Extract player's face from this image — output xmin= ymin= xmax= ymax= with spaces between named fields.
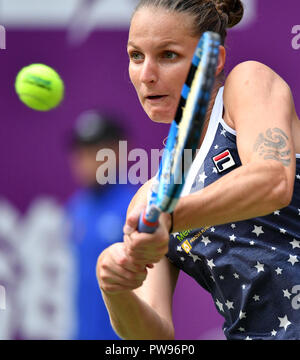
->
xmin=127 ymin=6 xmax=199 ymax=124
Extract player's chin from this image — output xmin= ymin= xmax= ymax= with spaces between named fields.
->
xmin=145 ymin=106 xmax=174 ymax=124
xmin=151 ymin=115 xmax=172 ymax=124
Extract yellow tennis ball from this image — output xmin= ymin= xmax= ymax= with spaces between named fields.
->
xmin=15 ymin=63 xmax=64 ymax=111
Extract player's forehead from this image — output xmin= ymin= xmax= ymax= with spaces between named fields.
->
xmin=128 ymin=6 xmax=195 ymax=49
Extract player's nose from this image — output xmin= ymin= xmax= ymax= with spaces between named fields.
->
xmin=139 ymin=57 xmax=159 ymax=85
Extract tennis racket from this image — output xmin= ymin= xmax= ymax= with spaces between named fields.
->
xmin=138 ymin=31 xmax=221 ymax=233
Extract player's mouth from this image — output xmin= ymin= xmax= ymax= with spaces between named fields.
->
xmin=145 ymin=95 xmax=168 ymax=103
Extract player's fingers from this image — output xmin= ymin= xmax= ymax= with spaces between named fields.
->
xmin=123 ymin=234 xmax=151 ymax=265
xmin=97 ymin=257 xmax=147 ymax=292
xmin=115 ymin=241 xmax=151 ymax=272
xmin=129 ymin=229 xmax=169 ymax=252
xmin=146 ymin=263 xmax=154 ymax=269
xmin=124 ymin=245 xmax=153 ymax=267
xmin=125 ymin=231 xmax=169 ymax=265
xmin=109 ymin=264 xmax=147 ymax=285
xmin=124 ymin=234 xmax=147 ymax=254
xmin=124 ymin=204 xmax=146 ymax=234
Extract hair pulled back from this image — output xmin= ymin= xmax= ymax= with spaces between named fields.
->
xmin=134 ymin=0 xmax=244 ymax=45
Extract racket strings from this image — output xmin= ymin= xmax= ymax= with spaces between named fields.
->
xmin=162 ymin=33 xmax=221 ymax=211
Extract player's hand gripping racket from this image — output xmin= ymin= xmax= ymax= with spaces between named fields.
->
xmin=138 ymin=32 xmax=221 ymax=233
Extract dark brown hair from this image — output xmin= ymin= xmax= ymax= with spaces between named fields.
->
xmin=133 ymin=0 xmax=244 ymax=45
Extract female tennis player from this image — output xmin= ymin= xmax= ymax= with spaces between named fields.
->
xmin=97 ymin=0 xmax=300 ymax=340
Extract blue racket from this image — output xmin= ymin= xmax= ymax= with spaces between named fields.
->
xmin=138 ymin=31 xmax=221 ymax=233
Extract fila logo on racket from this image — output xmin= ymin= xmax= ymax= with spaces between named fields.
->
xmin=292 ymin=25 xmax=300 ymax=50
xmin=0 ymin=25 xmax=6 ymax=50
xmin=212 ymin=149 xmax=236 ymax=173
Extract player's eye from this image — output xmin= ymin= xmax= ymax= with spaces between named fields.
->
xmin=163 ymin=51 xmax=178 ymax=60
xmin=129 ymin=51 xmax=144 ymax=61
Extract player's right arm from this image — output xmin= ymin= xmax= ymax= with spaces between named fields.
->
xmin=96 ymin=178 xmax=179 ymax=340
xmin=96 ymin=246 xmax=179 ymax=340
xmin=126 ymin=178 xmax=153 ymax=219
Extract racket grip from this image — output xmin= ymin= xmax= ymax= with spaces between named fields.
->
xmin=138 ymin=208 xmax=160 ymax=233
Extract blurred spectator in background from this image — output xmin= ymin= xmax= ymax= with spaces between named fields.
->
xmin=67 ymin=110 xmax=137 ymax=340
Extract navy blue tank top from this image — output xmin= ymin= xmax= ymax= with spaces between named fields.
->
xmin=167 ymin=87 xmax=300 ymax=340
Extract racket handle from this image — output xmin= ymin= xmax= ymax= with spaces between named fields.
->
xmin=138 ymin=208 xmax=160 ymax=233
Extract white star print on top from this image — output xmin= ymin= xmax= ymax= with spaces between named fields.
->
xmin=166 ymin=86 xmax=300 ymax=340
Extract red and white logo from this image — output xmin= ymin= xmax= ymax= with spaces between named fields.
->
xmin=213 ymin=150 xmax=236 ymax=173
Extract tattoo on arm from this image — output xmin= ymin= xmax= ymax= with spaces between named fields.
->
xmin=253 ymin=128 xmax=291 ymax=167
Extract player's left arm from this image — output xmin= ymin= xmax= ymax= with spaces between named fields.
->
xmin=225 ymin=60 xmax=297 ymax=197
xmin=172 ymin=61 xmax=298 ymax=232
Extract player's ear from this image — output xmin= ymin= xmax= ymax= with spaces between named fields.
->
xmin=216 ymin=45 xmax=226 ymax=76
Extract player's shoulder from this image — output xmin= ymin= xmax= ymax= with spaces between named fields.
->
xmin=227 ymin=60 xmax=275 ymax=76
xmin=224 ymin=61 xmax=290 ymax=93
xmin=223 ymin=60 xmax=293 ymax=110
